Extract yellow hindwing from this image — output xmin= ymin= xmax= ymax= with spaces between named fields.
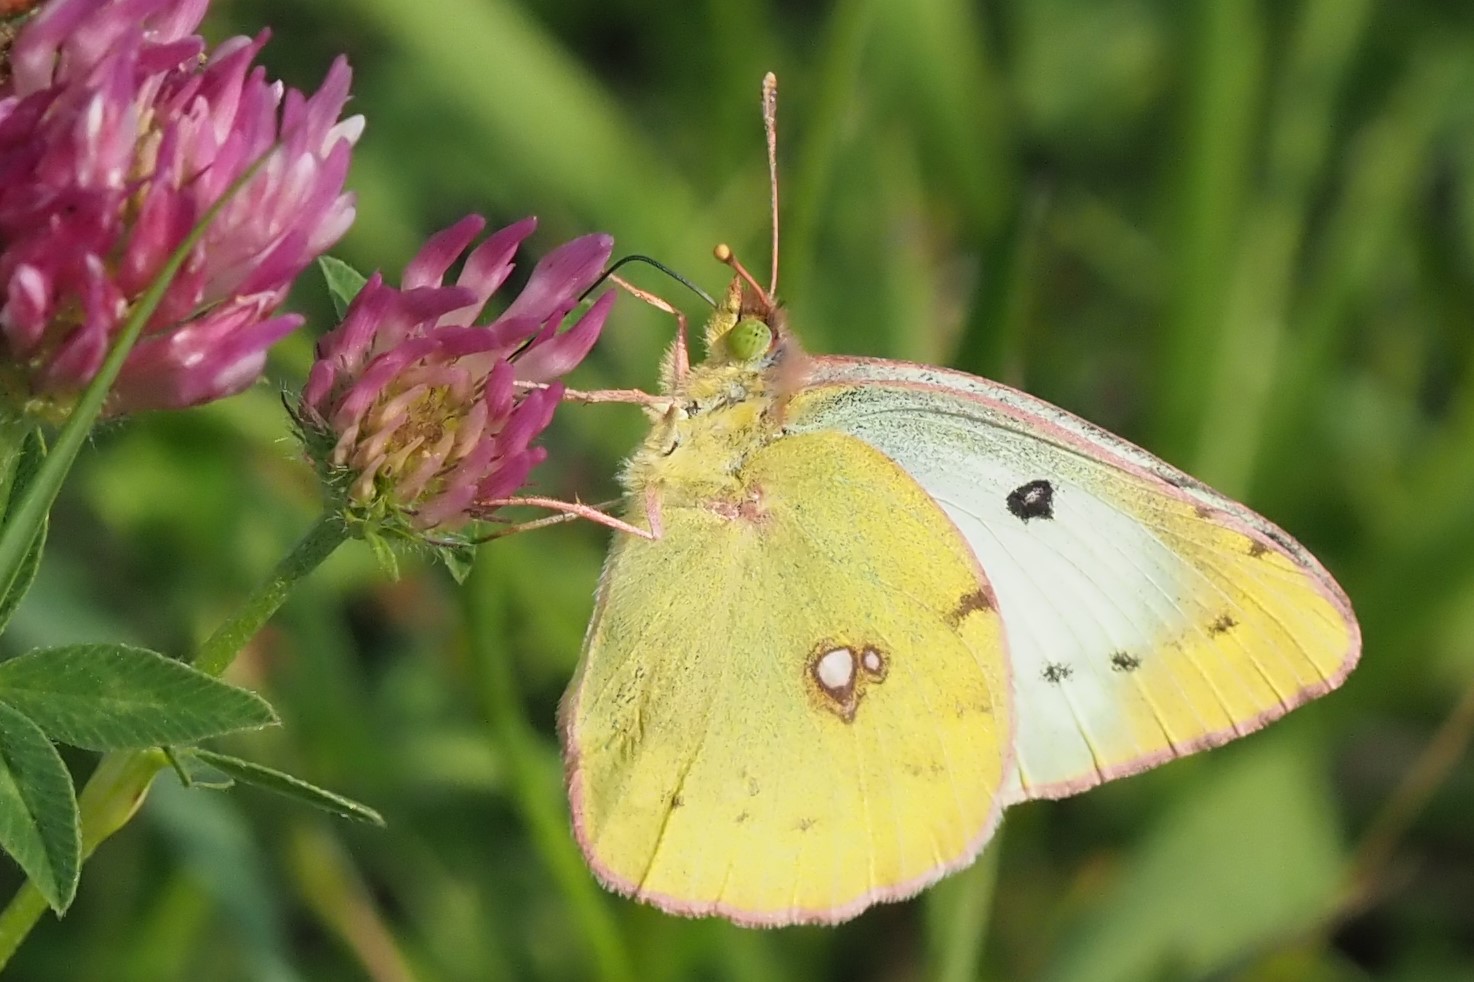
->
xmin=563 ymin=431 xmax=1012 ymax=926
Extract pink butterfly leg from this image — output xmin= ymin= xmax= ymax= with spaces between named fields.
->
xmin=470 ymin=496 xmax=658 ymax=541
xmin=608 ymin=272 xmax=690 ymax=384
xmin=515 ymin=380 xmax=673 ymax=411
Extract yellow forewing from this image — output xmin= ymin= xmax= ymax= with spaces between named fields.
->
xmin=563 ymin=431 xmax=1011 ymax=926
xmin=790 ymin=361 xmax=1359 ymax=801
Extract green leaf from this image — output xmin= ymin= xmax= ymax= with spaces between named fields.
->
xmin=436 ymin=541 xmax=477 ymax=584
xmin=0 ymin=518 xmax=45 ymax=639
xmin=0 ymin=645 xmax=278 ymax=751
xmin=318 ymin=255 xmax=369 ymax=318
xmin=189 ymin=749 xmax=386 ymax=826
xmin=0 ymin=428 xmax=45 ymax=515
xmin=0 ymin=701 xmax=80 ymax=913
xmin=0 ymin=432 xmax=48 ymax=636
xmin=364 ymin=531 xmax=400 ymax=579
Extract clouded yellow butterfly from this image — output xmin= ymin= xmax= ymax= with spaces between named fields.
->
xmin=560 ymin=74 xmax=1359 ymax=927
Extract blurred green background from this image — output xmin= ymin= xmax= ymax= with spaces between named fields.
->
xmin=6 ymin=0 xmax=1474 ymax=978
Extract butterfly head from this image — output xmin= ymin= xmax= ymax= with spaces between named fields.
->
xmin=624 ymin=259 xmax=806 ymax=503
xmin=703 ymin=279 xmax=768 ymax=360
xmin=701 ymin=244 xmax=797 ymax=373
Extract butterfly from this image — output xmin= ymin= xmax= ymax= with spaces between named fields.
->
xmin=558 ymin=75 xmax=1360 ymax=928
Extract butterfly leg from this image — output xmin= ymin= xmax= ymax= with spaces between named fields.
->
xmin=517 ymin=380 xmax=673 ymax=411
xmin=609 ymin=273 xmax=690 ymax=385
xmin=644 ymin=484 xmax=665 ymax=540
xmin=451 ymin=504 xmax=611 ymax=541
xmin=471 ymin=496 xmax=658 ymax=541
xmin=563 ymin=386 xmax=672 ymax=409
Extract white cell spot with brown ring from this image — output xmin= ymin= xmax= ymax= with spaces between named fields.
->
xmin=808 ymin=641 xmax=888 ymax=722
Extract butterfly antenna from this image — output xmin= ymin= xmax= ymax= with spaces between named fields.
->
xmin=713 ymin=243 xmax=772 ymax=308
xmin=762 ymin=72 xmax=780 ymax=299
xmin=579 ymin=254 xmax=716 ymax=308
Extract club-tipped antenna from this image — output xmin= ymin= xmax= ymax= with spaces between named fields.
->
xmin=762 ymin=72 xmax=780 ymax=299
xmin=579 ymin=254 xmax=716 ymax=308
xmin=713 ymin=243 xmax=772 ymax=309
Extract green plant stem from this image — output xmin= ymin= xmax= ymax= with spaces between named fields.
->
xmin=462 ymin=551 xmax=634 ymax=982
xmin=1232 ymin=671 xmax=1474 ymax=968
xmin=191 ymin=511 xmax=350 ymax=677
xmin=0 ymin=510 xmax=350 ymax=970
xmin=925 ymin=839 xmax=1001 ymax=982
xmin=1340 ymin=671 xmax=1474 ymax=916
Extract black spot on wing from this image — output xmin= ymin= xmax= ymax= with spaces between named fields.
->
xmin=1208 ymin=613 xmax=1238 ymax=636
xmin=1110 ymin=651 xmax=1141 ymax=672
xmin=1042 ymin=662 xmax=1073 ymax=683
xmin=1007 ymin=479 xmax=1055 ymax=521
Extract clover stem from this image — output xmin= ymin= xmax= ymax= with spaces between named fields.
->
xmin=191 ymin=511 xmax=350 ymax=677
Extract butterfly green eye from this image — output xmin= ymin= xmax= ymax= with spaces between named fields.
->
xmin=723 ymin=318 xmax=773 ymax=362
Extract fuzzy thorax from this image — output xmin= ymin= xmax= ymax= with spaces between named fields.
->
xmin=620 ymin=276 xmax=806 ymax=508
